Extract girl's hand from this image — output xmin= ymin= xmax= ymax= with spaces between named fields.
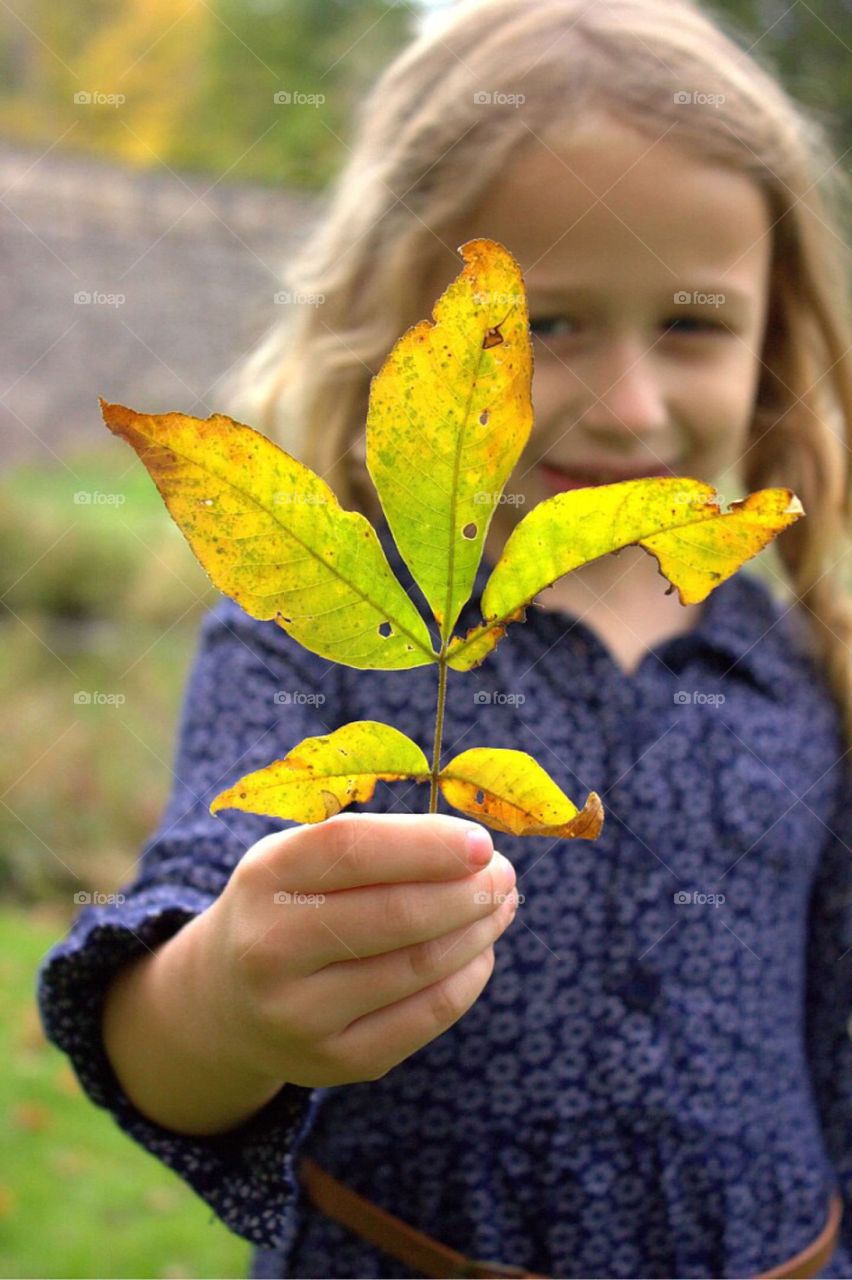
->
xmin=186 ymin=813 xmax=518 ymax=1089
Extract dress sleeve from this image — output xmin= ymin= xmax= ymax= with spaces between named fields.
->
xmin=36 ymin=597 xmax=343 ymax=1248
xmin=805 ymin=757 xmax=852 ymax=1253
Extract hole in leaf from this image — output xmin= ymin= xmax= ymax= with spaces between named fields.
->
xmin=462 ymin=522 xmax=477 ymax=539
xmin=479 ymin=410 xmax=489 ymax=426
xmin=475 ymin=789 xmax=484 ymax=805
xmin=378 ymin=621 xmax=392 ymax=638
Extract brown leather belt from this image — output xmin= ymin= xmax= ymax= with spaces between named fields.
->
xmin=298 ymin=1155 xmax=842 ymax=1279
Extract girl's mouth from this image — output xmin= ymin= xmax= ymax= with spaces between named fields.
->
xmin=537 ymin=460 xmax=679 ymax=493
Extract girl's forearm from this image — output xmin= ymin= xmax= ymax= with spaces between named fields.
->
xmin=100 ymin=917 xmax=285 ymax=1137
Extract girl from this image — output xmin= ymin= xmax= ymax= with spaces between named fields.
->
xmin=38 ymin=0 xmax=852 ymax=1276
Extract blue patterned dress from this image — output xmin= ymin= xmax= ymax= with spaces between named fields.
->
xmin=37 ymin=515 xmax=852 ymax=1278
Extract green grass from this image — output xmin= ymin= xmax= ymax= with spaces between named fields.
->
xmin=0 ymin=447 xmax=217 ymax=903
xmin=0 ymin=904 xmax=251 ymax=1278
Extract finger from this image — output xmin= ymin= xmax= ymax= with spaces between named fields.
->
xmin=297 ymin=887 xmax=519 ymax=1035
xmin=279 ymin=850 xmax=516 ymax=972
xmin=326 ymin=945 xmax=499 ymax=1080
xmin=244 ymin=812 xmax=497 ymax=892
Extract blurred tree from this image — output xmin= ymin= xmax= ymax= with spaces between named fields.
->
xmin=177 ymin=0 xmax=415 ymax=187
xmin=63 ymin=0 xmax=207 ymax=168
xmin=0 ymin=0 xmax=415 ymax=188
xmin=0 ymin=0 xmax=846 ymax=189
xmin=709 ymin=0 xmax=851 ymax=145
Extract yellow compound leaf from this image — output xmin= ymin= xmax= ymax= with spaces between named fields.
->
xmin=365 ymin=238 xmax=533 ymax=642
xmin=440 ymin=747 xmax=604 ymax=839
xmin=100 ymin=400 xmax=438 ymax=670
xmin=98 ymin=238 xmax=807 ymax=845
xmin=210 ymin=721 xmax=431 ymax=822
xmin=447 ymin=478 xmax=804 ymax=671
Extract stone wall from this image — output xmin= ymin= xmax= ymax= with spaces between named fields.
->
xmin=0 ymin=141 xmax=319 ymax=462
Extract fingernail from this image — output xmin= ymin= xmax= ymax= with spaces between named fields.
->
xmin=466 ymin=826 xmax=493 ymax=867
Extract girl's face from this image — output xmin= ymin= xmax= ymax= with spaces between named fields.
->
xmin=422 ymin=113 xmax=773 ymax=546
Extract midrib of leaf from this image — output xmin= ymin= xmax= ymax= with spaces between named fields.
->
xmin=430 ymin=338 xmax=490 ymax=811
xmin=246 ymin=766 xmax=433 ymax=795
xmin=440 ymin=771 xmax=540 ymax=822
xmin=138 ymin=434 xmax=440 ymax=663
xmin=438 ymin=341 xmax=489 ymax=647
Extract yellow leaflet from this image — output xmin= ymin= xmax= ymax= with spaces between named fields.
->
xmin=447 ymin=478 xmax=804 ymax=671
xmin=100 ymin=400 xmax=438 ymax=670
xmin=210 ymin=721 xmax=430 ymax=822
xmin=365 ymin=238 xmax=533 ymax=642
xmin=440 ymin=747 xmax=604 ymax=839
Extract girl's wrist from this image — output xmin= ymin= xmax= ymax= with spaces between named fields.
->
xmin=102 ymin=907 xmax=286 ymax=1136
xmin=156 ymin=905 xmax=286 ymax=1094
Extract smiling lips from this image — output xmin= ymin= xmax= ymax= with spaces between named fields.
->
xmin=537 ymin=460 xmax=679 ymax=492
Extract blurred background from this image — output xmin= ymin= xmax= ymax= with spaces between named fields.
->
xmin=0 ymin=1 xmax=848 ymax=1276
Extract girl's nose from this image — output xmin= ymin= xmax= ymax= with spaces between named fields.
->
xmin=579 ymin=336 xmax=669 ymax=438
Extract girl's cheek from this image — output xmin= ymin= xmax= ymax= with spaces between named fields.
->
xmin=529 ymin=369 xmax=578 ymax=422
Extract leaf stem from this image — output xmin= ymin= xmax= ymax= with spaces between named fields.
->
xmin=429 ymin=646 xmax=448 ymax=813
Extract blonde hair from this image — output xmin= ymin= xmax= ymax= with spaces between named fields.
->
xmin=221 ymin=0 xmax=852 ymax=746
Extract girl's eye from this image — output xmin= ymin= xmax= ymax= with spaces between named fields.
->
xmin=663 ymin=316 xmax=726 ymax=335
xmin=529 ymin=315 xmax=729 ymax=341
xmin=529 ymin=316 xmax=579 ymax=339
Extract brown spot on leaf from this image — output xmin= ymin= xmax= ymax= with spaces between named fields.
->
xmin=321 ymin=790 xmax=342 ymax=818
